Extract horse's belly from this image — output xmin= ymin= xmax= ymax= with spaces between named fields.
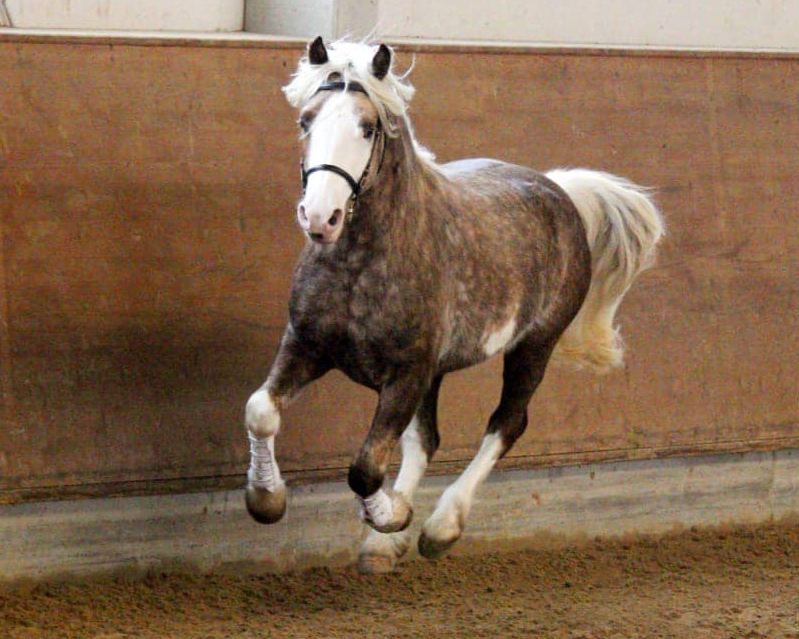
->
xmin=437 ymin=308 xmax=537 ymax=373
xmin=436 ymin=326 xmax=498 ymax=373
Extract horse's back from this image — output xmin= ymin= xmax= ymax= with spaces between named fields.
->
xmin=440 ymin=157 xmax=507 ymax=176
xmin=439 ymin=157 xmax=586 ymax=255
xmin=440 ymin=158 xmax=576 ymax=219
xmin=441 ymin=157 xmax=541 ymax=180
xmin=432 ymin=157 xmax=592 ymax=369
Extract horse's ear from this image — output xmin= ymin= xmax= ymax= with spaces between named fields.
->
xmin=371 ymin=44 xmax=391 ymax=80
xmin=308 ymin=36 xmax=329 ymax=65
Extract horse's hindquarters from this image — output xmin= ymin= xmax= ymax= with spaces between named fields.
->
xmin=547 ymin=169 xmax=664 ymax=372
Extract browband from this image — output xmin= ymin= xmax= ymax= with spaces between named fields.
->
xmin=315 ymin=81 xmax=369 ymax=96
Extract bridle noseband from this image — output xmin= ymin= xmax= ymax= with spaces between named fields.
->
xmin=300 ymin=81 xmax=384 ymax=216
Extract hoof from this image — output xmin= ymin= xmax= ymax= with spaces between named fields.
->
xmin=361 ymin=490 xmax=413 ymax=534
xmin=245 ymin=483 xmax=286 ymax=524
xmin=418 ymin=503 xmax=465 ymax=559
xmin=357 ymin=552 xmax=397 ymax=574
xmin=417 ymin=530 xmax=461 ymax=559
xmin=358 ymin=530 xmax=411 ymax=574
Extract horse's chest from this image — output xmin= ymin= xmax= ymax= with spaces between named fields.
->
xmin=289 ymin=263 xmax=423 ymax=379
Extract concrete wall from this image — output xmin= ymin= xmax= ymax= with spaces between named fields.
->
xmin=244 ymin=0 xmax=375 ymax=41
xmin=1 ymin=35 xmax=798 ymax=503
xmin=3 ymin=450 xmax=798 ymax=581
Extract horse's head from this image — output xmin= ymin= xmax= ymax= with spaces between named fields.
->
xmin=283 ymin=38 xmax=413 ymax=244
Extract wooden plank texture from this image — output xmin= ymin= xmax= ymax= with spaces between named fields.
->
xmin=0 ymin=39 xmax=797 ymax=499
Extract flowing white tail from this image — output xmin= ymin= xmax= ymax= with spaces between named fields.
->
xmin=547 ymin=168 xmax=665 ymax=372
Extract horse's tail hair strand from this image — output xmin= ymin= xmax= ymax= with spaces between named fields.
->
xmin=546 ymin=168 xmax=665 ymax=373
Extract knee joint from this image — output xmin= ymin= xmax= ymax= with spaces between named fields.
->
xmin=245 ymin=389 xmax=280 ymax=438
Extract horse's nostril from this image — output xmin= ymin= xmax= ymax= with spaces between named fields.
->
xmin=297 ymin=204 xmax=308 ymax=222
xmin=328 ymin=209 xmax=343 ymax=227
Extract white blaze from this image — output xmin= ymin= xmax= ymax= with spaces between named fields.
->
xmin=301 ymin=92 xmax=373 ymax=221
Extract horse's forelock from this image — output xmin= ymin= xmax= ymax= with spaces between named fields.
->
xmin=282 ymin=40 xmax=415 ymax=137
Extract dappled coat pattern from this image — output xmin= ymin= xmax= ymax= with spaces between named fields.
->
xmin=244 ymin=38 xmax=664 ymax=573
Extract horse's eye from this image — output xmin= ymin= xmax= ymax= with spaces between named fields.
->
xmin=362 ymin=123 xmax=375 ymax=140
xmin=299 ymin=114 xmax=313 ymax=134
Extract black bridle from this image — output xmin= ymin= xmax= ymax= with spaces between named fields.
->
xmin=300 ymin=81 xmax=384 ymax=216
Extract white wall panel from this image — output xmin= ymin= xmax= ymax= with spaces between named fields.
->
xmin=245 ymin=0 xmax=337 ymax=38
xmin=4 ymin=0 xmax=244 ymax=31
xmin=243 ymin=0 xmax=799 ymax=52
xmin=377 ymin=0 xmax=799 ymax=50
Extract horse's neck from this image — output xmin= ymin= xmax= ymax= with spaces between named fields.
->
xmin=356 ymin=125 xmax=439 ymax=237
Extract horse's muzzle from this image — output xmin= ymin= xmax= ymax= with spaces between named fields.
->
xmin=297 ymin=202 xmax=345 ymax=244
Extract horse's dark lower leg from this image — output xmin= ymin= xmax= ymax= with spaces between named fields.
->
xmin=244 ymin=327 xmax=330 ymax=524
xmin=348 ymin=371 xmax=432 ymax=534
xmin=418 ymin=340 xmax=553 ymax=558
xmin=358 ymin=376 xmax=443 ymax=572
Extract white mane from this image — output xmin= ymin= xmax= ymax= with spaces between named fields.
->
xmin=283 ymin=40 xmax=416 ymax=137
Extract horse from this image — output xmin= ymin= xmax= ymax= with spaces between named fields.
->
xmin=244 ymin=37 xmax=664 ymax=573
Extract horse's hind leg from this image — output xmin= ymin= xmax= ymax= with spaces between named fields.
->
xmin=358 ymin=376 xmax=442 ymax=573
xmin=418 ymin=338 xmax=553 ymax=559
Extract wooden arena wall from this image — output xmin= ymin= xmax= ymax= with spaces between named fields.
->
xmin=1 ymin=36 xmax=797 ymax=502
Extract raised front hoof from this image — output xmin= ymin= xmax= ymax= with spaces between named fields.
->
xmin=361 ymin=490 xmax=413 ymax=534
xmin=417 ymin=530 xmax=461 ymax=560
xmin=245 ymin=483 xmax=286 ymax=524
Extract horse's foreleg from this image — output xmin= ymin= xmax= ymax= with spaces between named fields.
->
xmin=348 ymin=372 xmax=430 ymax=535
xmin=358 ymin=376 xmax=442 ymax=573
xmin=245 ymin=328 xmax=329 ymax=524
xmin=418 ymin=340 xmax=553 ymax=559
